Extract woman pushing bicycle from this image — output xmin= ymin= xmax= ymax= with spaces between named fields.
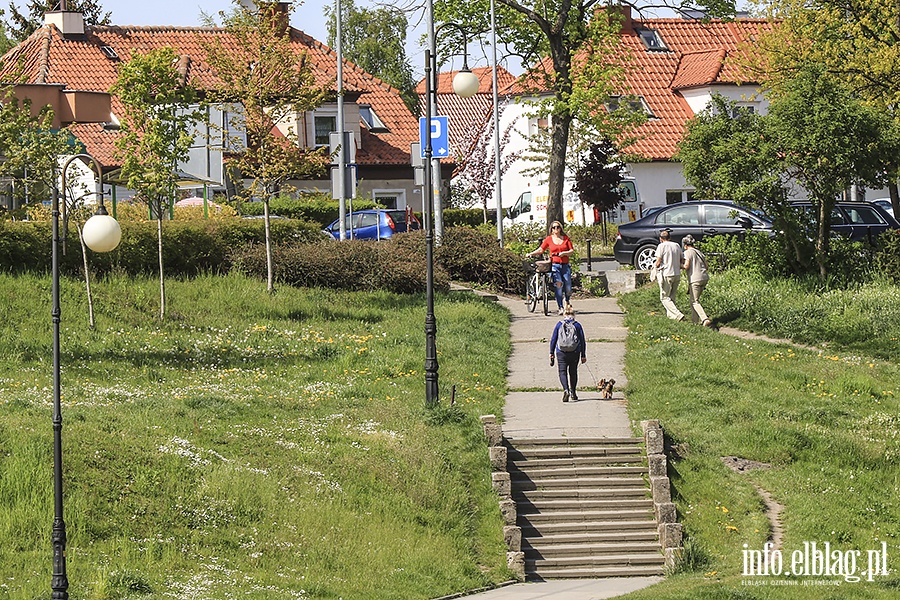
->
xmin=527 ymin=220 xmax=574 ymax=315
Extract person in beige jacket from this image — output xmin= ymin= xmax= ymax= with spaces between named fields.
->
xmin=681 ymin=235 xmax=712 ymax=327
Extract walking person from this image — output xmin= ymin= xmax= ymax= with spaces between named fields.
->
xmin=527 ymin=221 xmax=574 ymax=315
xmin=681 ymin=235 xmax=713 ymax=327
xmin=654 ymin=229 xmax=685 ymax=321
xmin=549 ymin=304 xmax=586 ymax=402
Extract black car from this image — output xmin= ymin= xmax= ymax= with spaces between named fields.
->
xmin=790 ymin=201 xmax=899 ymax=242
xmin=613 ymin=201 xmax=774 ymax=270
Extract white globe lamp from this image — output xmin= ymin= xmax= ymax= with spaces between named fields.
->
xmin=82 ymin=209 xmax=122 ymax=252
xmin=452 ymin=68 xmax=480 ymax=99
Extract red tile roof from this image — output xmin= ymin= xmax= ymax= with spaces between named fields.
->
xmin=502 ymin=16 xmax=775 ymax=161
xmin=0 ymin=23 xmax=419 ymax=168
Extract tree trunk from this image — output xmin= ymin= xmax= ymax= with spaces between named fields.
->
xmin=547 ymin=112 xmax=571 ymax=231
xmin=77 ymin=224 xmax=96 ymax=330
xmin=264 ymin=196 xmax=275 ymax=294
xmin=157 ymin=216 xmax=166 ymax=320
xmin=815 ymin=199 xmax=832 ymax=280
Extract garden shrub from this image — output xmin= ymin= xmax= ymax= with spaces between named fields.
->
xmin=443 ymin=208 xmax=497 ymax=228
xmin=874 ymin=228 xmax=900 ymax=285
xmin=236 ymin=195 xmax=379 ymax=227
xmin=393 ymin=226 xmax=528 ymax=294
xmin=699 ymin=231 xmax=789 ymax=277
xmin=230 ymin=238 xmax=449 ymax=294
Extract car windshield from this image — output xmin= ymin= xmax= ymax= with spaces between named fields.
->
xmin=842 ymin=205 xmax=886 ymax=224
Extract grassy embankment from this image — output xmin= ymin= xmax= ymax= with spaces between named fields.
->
xmin=0 ymin=272 xmax=513 ymax=599
xmin=619 ymin=273 xmax=900 ymax=599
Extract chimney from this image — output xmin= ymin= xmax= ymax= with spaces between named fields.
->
xmin=45 ymin=9 xmax=85 ymax=37
xmin=611 ymin=5 xmax=633 ymax=33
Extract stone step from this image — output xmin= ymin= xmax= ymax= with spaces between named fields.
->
xmin=513 ymin=486 xmax=650 ymax=501
xmin=528 ymin=553 xmax=666 ymax=569
xmin=511 ymin=465 xmax=648 ymax=480
xmin=526 ymin=565 xmax=666 ymax=580
xmin=524 ymin=531 xmax=659 ymax=548
xmin=520 ymin=508 xmax=655 ymax=524
xmin=506 ymin=437 xmax=643 ymax=447
xmin=521 ymin=519 xmax=659 ymax=537
xmin=517 ymin=497 xmax=654 ymax=513
xmin=512 ymin=476 xmax=647 ymax=491
xmin=524 ymin=540 xmax=662 ymax=557
xmin=508 ymin=455 xmax=645 ymax=469
xmin=508 ymin=446 xmax=643 ymax=461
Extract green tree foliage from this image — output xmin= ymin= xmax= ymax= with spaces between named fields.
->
xmin=203 ymin=0 xmax=328 ymax=293
xmin=324 ymin=0 xmax=418 ymax=113
xmin=4 ymin=0 xmax=110 ymax=42
xmin=752 ymin=0 xmax=900 ymax=215
xmin=678 ymin=69 xmax=900 ymax=278
xmin=110 ymin=46 xmax=204 ymax=318
xmin=434 ymin=0 xmax=733 ymax=230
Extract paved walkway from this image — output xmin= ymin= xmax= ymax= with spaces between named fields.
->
xmin=456 ymin=290 xmax=664 ymax=600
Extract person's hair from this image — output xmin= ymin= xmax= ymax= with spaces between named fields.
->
xmin=682 ymin=234 xmax=695 ymax=247
xmin=564 ymin=303 xmax=575 ymax=316
xmin=659 ymin=229 xmax=670 ymax=241
xmin=549 ymin=221 xmax=564 ymax=234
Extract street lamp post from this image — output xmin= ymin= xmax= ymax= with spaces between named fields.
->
xmin=51 ymin=154 xmax=121 ymax=599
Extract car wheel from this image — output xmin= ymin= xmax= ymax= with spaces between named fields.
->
xmin=634 ymin=244 xmax=657 ymax=271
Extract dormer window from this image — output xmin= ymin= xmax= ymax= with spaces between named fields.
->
xmin=100 ymin=46 xmax=119 ymax=60
xmin=360 ymin=105 xmax=387 ymax=132
xmin=606 ymin=95 xmax=655 ymax=118
xmin=635 ymin=28 xmax=668 ymax=51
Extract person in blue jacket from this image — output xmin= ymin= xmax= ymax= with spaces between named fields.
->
xmin=549 ymin=304 xmax=587 ymax=402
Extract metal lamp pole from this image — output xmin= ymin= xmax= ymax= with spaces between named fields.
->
xmin=423 ymin=49 xmax=439 ymax=408
xmin=491 ymin=0 xmax=504 ymax=247
xmin=51 ymin=154 xmax=121 ymax=598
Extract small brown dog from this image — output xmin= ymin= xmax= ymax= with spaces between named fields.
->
xmin=597 ymin=378 xmax=615 ymax=399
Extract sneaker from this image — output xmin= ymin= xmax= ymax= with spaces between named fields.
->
xmin=562 ymin=390 xmax=569 ymax=403
xmin=558 ymin=307 xmax=565 ymax=315
xmin=571 ymin=393 xmax=579 ymax=402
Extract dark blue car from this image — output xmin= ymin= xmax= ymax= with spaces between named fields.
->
xmin=325 ymin=209 xmax=421 ymax=240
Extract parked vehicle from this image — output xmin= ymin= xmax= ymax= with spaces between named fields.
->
xmin=790 ymin=201 xmax=899 ymax=242
xmin=613 ymin=201 xmax=774 ymax=270
xmin=503 ymin=178 xmax=641 ymax=229
xmin=324 ymin=208 xmax=420 ymax=240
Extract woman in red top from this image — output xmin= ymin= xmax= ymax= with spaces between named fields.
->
xmin=527 ymin=220 xmax=575 ymax=315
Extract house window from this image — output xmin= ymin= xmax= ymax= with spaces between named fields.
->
xmin=731 ymin=103 xmax=757 ymax=118
xmin=635 ymin=28 xmax=668 ymax=51
xmin=606 ymin=95 xmax=655 ymax=118
xmin=314 ymin=115 xmax=336 ymax=146
xmin=360 ymin=105 xmax=387 ymax=132
xmin=374 ymin=190 xmax=405 ymax=209
xmin=528 ymin=116 xmax=549 ymax=135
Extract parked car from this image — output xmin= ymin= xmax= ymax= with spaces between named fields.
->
xmin=790 ymin=201 xmax=899 ymax=242
xmin=870 ymin=198 xmax=895 ymax=218
xmin=325 ymin=208 xmax=420 ymax=240
xmin=613 ymin=201 xmax=774 ymax=270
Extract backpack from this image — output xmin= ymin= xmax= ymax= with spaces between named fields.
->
xmin=557 ymin=320 xmax=579 ymax=352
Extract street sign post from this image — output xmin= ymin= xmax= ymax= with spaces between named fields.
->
xmin=419 ymin=116 xmax=449 ymax=158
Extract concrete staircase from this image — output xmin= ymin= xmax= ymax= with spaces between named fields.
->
xmin=506 ymin=436 xmax=666 ymax=580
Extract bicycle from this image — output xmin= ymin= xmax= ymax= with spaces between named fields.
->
xmin=524 ymin=258 xmax=552 ymax=315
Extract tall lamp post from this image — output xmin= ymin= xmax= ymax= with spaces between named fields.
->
xmin=51 ymin=154 xmax=121 ymax=598
xmin=422 ymin=48 xmax=479 ymax=407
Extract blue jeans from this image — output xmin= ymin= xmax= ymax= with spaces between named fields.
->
xmin=556 ymin=350 xmax=580 ymax=393
xmin=551 ymin=263 xmax=572 ymax=309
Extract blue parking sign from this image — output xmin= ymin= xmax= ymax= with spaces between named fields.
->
xmin=419 ymin=116 xmax=449 ymax=158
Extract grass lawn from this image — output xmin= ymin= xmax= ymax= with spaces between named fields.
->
xmin=0 ymin=272 xmax=513 ymax=599
xmin=618 ymin=279 xmax=900 ymax=599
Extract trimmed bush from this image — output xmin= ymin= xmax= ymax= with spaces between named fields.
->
xmin=443 ymin=208 xmax=497 ymax=228
xmin=230 ymin=238 xmax=449 ymax=294
xmin=236 ymin=195 xmax=379 ymax=227
xmin=0 ymin=219 xmax=324 ymax=277
xmin=874 ymin=229 xmax=900 ymax=285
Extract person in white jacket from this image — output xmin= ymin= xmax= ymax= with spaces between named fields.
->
xmin=653 ymin=229 xmax=684 ymax=321
xmin=681 ymin=235 xmax=713 ymax=327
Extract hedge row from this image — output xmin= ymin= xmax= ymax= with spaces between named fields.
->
xmin=0 ymin=219 xmax=324 ymax=277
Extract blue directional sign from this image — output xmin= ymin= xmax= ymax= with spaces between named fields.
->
xmin=419 ymin=116 xmax=449 ymax=158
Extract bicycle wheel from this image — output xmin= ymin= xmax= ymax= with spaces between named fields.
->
xmin=541 ymin=274 xmax=550 ymax=315
xmin=526 ymin=274 xmax=538 ymax=312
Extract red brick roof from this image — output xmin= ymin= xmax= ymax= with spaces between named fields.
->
xmin=503 ymin=17 xmax=775 ymax=161
xmin=0 ymin=23 xmax=418 ymax=168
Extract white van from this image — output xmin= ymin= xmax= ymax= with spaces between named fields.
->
xmin=503 ymin=179 xmax=641 ymax=228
